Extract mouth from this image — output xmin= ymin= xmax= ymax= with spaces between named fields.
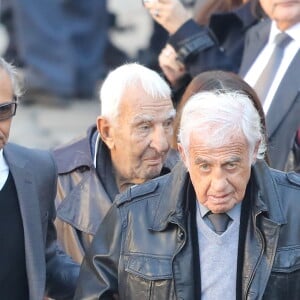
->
xmin=145 ymin=157 xmax=163 ymax=166
xmin=275 ymin=1 xmax=299 ymax=6
xmin=208 ymin=193 xmax=232 ymax=203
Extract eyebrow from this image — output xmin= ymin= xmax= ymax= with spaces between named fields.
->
xmin=224 ymin=157 xmax=241 ymax=164
xmin=194 ymin=156 xmax=241 ymax=165
xmin=194 ymin=157 xmax=209 ymax=165
xmin=133 ymin=109 xmax=176 ymax=124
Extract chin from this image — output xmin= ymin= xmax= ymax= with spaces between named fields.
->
xmin=145 ymin=167 xmax=162 ymax=179
xmin=211 ymin=202 xmax=236 ymax=213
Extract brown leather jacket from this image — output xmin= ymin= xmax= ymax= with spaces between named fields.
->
xmin=52 ymin=126 xmax=179 ymax=263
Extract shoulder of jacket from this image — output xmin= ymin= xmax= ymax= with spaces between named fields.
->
xmin=115 ymin=174 xmax=170 ymax=207
xmin=286 ymin=171 xmax=300 ymax=187
xmin=52 ymin=133 xmax=93 ymax=174
xmin=271 ymin=168 xmax=300 ymax=188
xmin=53 ymin=135 xmax=87 ymax=157
xmin=247 ymin=17 xmax=270 ymax=36
xmin=6 ymin=142 xmax=51 ymax=162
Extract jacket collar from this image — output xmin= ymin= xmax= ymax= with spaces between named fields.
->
xmin=149 ymin=159 xmax=286 ymax=232
xmin=239 ymin=19 xmax=271 ymax=77
xmin=53 ymin=125 xmax=96 ymax=174
xmin=266 ymin=50 xmax=300 ymax=137
xmin=234 ymin=2 xmax=258 ymax=29
xmin=149 ymin=162 xmax=190 ymax=231
xmin=251 ymin=160 xmax=286 ymax=225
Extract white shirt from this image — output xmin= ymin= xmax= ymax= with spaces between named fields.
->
xmin=0 ymin=149 xmax=9 ymax=190
xmin=244 ymin=22 xmax=300 ymax=114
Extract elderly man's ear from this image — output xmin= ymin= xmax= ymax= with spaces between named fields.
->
xmin=251 ymin=140 xmax=261 ymax=165
xmin=177 ymin=143 xmax=188 ymax=167
xmin=97 ymin=116 xmax=115 ymax=150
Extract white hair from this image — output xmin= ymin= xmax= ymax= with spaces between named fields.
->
xmin=99 ymin=62 xmax=171 ymax=121
xmin=178 ymin=90 xmax=266 ymax=160
xmin=0 ymin=57 xmax=23 ymax=98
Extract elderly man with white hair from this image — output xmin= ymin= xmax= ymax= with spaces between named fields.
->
xmin=75 ymin=89 xmax=300 ymax=300
xmin=53 ymin=63 xmax=178 ymax=264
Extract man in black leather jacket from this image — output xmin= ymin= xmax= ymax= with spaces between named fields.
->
xmin=75 ymin=89 xmax=300 ymax=299
xmin=52 ymin=63 xmax=179 ymax=263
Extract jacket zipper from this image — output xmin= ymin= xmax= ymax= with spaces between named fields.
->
xmin=244 ymin=212 xmax=265 ymax=299
xmin=171 ymin=223 xmax=186 ymax=300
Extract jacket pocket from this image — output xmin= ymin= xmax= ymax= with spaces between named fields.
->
xmin=272 ymin=245 xmax=300 ymax=273
xmin=124 ymin=254 xmax=174 ymax=300
xmin=264 ymin=246 xmax=300 ymax=299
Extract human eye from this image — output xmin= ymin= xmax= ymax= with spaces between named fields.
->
xmin=163 ymin=118 xmax=174 ymax=129
xmin=199 ymin=163 xmax=210 ymax=172
xmin=225 ymin=162 xmax=238 ymax=170
xmin=137 ymin=122 xmax=151 ymax=133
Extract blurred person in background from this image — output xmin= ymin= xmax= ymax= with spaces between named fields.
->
xmin=143 ymin=0 xmax=261 ymax=104
xmin=145 ymin=0 xmax=300 ymax=172
xmin=2 ymin=0 xmax=128 ymax=106
xmin=138 ymin=0 xmax=195 ymax=71
xmin=239 ymin=0 xmax=300 ymax=171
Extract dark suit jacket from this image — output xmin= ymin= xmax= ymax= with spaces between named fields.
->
xmin=3 ymin=143 xmax=79 ymax=300
xmin=239 ymin=19 xmax=300 ymax=171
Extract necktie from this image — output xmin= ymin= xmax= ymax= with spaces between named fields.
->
xmin=207 ymin=212 xmax=231 ymax=235
xmin=254 ymin=32 xmax=292 ymax=104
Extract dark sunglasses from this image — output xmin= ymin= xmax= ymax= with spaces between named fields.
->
xmin=0 ymin=96 xmax=18 ymax=121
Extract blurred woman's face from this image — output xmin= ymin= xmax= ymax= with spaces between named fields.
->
xmin=259 ymin=0 xmax=300 ymax=31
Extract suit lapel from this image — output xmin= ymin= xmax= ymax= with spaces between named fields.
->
xmin=239 ymin=20 xmax=271 ymax=77
xmin=4 ymin=146 xmax=45 ymax=300
xmin=266 ymin=50 xmax=300 ymax=137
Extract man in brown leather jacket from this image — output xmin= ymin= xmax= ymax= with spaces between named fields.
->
xmin=52 ymin=63 xmax=178 ymax=263
xmin=75 ymin=90 xmax=300 ymax=299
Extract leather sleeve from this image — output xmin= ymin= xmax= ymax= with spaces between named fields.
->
xmin=168 ymin=19 xmax=241 ymax=77
xmin=44 ymin=152 xmax=80 ymax=300
xmin=74 ymin=203 xmax=122 ymax=299
xmin=168 ymin=19 xmax=216 ymax=64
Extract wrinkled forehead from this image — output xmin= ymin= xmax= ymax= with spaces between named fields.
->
xmin=119 ymin=87 xmax=174 ymax=118
xmin=189 ymin=125 xmax=248 ymax=149
xmin=130 ymin=105 xmax=176 ymax=124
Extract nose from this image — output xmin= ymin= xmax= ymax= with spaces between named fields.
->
xmin=210 ymin=170 xmax=228 ymax=192
xmin=150 ymin=125 xmax=170 ymax=153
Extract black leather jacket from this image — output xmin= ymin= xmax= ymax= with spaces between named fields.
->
xmin=52 ymin=126 xmax=179 ymax=263
xmin=75 ymin=160 xmax=300 ymax=300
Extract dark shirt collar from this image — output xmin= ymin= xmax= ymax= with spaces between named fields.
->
xmin=198 ymin=201 xmax=241 ymax=222
xmin=92 ymin=131 xmax=119 ymax=200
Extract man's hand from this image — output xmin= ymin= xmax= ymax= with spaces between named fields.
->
xmin=158 ymin=44 xmax=186 ymax=86
xmin=143 ymin=0 xmax=191 ymax=34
